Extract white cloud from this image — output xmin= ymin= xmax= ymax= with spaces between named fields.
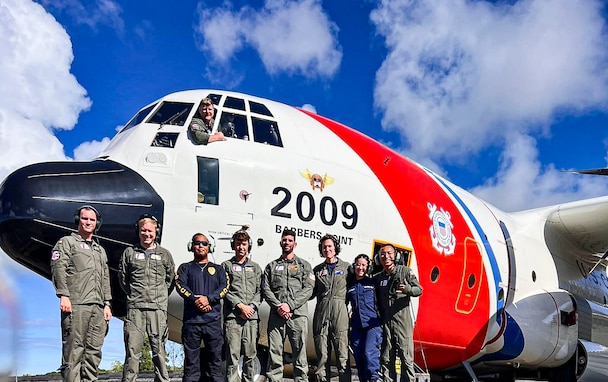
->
xmin=470 ymin=132 xmax=608 ymax=211
xmin=0 ymin=0 xmax=94 ymax=282
xmin=0 ymin=0 xmax=92 ymax=181
xmin=370 ymin=0 xmax=608 ymax=210
xmin=72 ymin=137 xmax=112 ymax=161
xmin=301 ymin=103 xmax=317 ymax=113
xmin=195 ymin=0 xmax=342 ymax=82
xmin=39 ymin=0 xmax=124 ymax=32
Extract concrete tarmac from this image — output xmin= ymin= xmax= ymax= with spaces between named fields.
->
xmin=9 ymin=353 xmax=608 ymax=382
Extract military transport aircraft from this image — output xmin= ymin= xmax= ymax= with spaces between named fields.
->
xmin=0 ymin=89 xmax=607 ymax=382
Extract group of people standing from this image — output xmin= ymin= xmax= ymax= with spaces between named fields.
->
xmin=50 ymin=205 xmax=423 ymax=382
xmin=308 ymin=234 xmax=424 ymax=382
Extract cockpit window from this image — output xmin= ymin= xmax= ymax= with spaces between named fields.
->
xmin=151 ymin=132 xmax=179 ymax=148
xmin=223 ymin=97 xmax=246 ymax=111
xmin=249 ymin=101 xmax=273 ymax=117
xmin=218 ymin=112 xmax=249 ymax=140
xmin=207 ymin=94 xmax=222 ymax=105
xmin=197 ymin=157 xmax=219 ymax=205
xmin=252 ymin=117 xmax=282 ymax=147
xmin=120 ymin=102 xmax=158 ymax=133
xmin=147 ymin=101 xmax=194 ymax=126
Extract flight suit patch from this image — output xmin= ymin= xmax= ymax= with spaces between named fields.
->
xmin=51 ymin=251 xmax=60 ymax=261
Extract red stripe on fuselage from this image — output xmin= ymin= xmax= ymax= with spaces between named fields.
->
xmin=302 ymin=110 xmax=490 ymax=369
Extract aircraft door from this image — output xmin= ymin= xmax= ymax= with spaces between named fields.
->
xmin=499 ymin=221 xmax=516 ymax=307
xmin=216 ymin=157 xmax=256 ymax=222
xmin=455 ymin=237 xmax=485 ymax=313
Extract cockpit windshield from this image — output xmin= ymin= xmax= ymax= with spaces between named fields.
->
xmin=117 ymin=92 xmax=284 ymax=149
xmin=120 ymin=102 xmax=158 ymax=133
xmin=147 ymin=101 xmax=194 ymax=126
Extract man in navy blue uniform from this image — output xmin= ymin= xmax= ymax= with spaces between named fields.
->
xmin=176 ymin=232 xmax=229 ymax=382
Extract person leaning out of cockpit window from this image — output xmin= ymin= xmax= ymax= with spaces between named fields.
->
xmin=189 ymin=98 xmax=226 ymax=145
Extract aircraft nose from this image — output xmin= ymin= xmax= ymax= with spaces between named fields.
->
xmin=0 ymin=160 xmax=164 ymax=280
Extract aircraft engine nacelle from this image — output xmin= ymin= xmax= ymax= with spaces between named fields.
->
xmin=482 ymin=289 xmax=578 ymax=370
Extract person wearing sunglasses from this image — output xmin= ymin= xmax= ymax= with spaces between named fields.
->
xmin=175 ymin=233 xmax=229 ymax=382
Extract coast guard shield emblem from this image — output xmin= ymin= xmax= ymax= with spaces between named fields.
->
xmin=428 ymin=202 xmax=456 ymax=255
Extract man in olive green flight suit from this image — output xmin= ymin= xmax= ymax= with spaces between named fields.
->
xmin=312 ymin=234 xmax=351 ymax=382
xmin=119 ymin=215 xmax=175 ymax=382
xmin=263 ymin=229 xmax=315 ymax=382
xmin=222 ymin=230 xmax=263 ymax=382
xmin=375 ymin=244 xmax=423 ymax=382
xmin=51 ymin=205 xmax=112 ymax=382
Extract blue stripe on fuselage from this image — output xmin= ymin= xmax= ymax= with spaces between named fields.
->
xmin=428 ymin=171 xmax=504 ymax=312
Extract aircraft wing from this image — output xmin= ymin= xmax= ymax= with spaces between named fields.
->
xmin=564 ymin=167 xmax=608 ymax=176
xmin=541 ymin=195 xmax=608 ymax=265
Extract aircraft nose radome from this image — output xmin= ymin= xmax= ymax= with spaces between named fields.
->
xmin=0 ymin=160 xmax=164 ymax=285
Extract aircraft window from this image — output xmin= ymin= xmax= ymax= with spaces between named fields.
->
xmin=147 ymin=101 xmax=194 ymax=126
xmin=369 ymin=241 xmax=412 ymax=274
xmin=121 ymin=102 xmax=158 ymax=133
xmin=207 ymin=94 xmax=222 ymax=105
xmin=467 ymin=274 xmax=476 ymax=288
xmin=223 ymin=97 xmax=246 ymax=111
xmin=218 ymin=112 xmax=249 ymax=140
xmin=252 ymin=117 xmax=282 ymax=147
xmin=197 ymin=156 xmax=219 ymax=205
xmin=430 ymin=267 xmax=439 ymax=282
xmin=249 ymin=101 xmax=273 ymax=117
xmin=151 ymin=132 xmax=179 ymax=148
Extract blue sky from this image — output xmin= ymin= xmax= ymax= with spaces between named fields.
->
xmin=1 ymin=0 xmax=608 ymax=376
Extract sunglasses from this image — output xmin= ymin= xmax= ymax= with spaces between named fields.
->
xmin=192 ymin=240 xmax=209 ymax=247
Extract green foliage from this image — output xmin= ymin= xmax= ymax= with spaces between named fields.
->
xmin=110 ymin=360 xmax=124 ymax=373
xmin=140 ymin=336 xmax=154 ymax=372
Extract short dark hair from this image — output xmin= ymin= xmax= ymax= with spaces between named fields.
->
xmin=281 ymin=229 xmax=296 ymax=239
xmin=379 ymin=243 xmax=396 ymax=253
xmin=192 ymin=232 xmax=208 ymax=242
xmin=233 ymin=230 xmax=250 ymax=243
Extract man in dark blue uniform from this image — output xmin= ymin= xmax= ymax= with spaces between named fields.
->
xmin=175 ymin=232 xmax=229 ymax=382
